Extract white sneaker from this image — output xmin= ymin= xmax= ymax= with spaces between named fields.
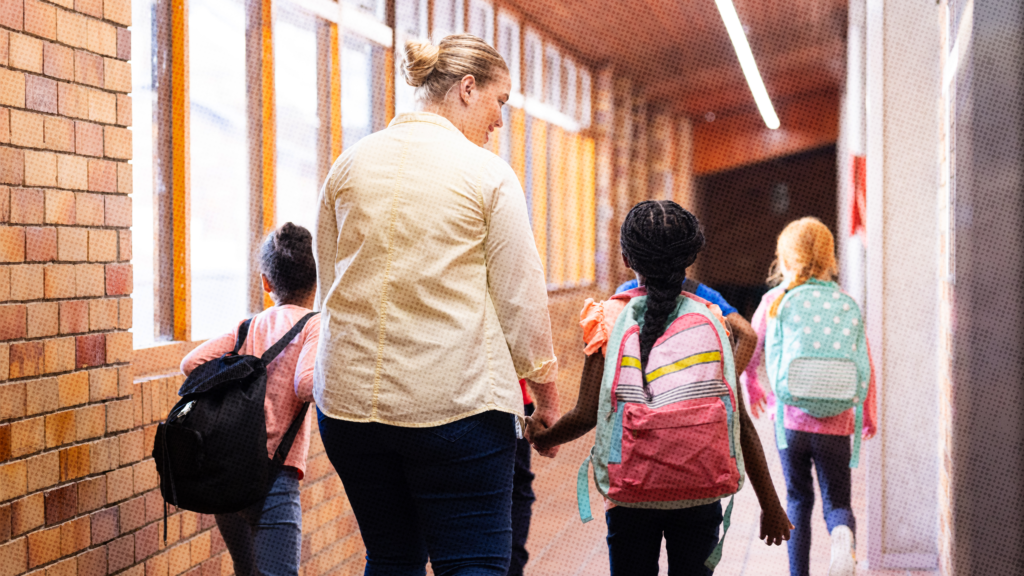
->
xmin=829 ymin=525 xmax=856 ymax=576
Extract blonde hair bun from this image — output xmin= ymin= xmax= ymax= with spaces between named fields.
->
xmin=403 ymin=40 xmax=441 ymax=87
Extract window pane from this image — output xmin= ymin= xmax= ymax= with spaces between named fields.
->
xmin=563 ymin=57 xmax=577 ymax=119
xmin=544 ymin=45 xmax=560 ymax=109
xmin=395 ymin=0 xmax=425 ymax=38
xmin=344 ymin=0 xmax=384 ymax=21
xmin=432 ymin=0 xmax=463 ymax=40
xmin=275 ymin=4 xmax=320 ymax=233
xmin=343 ymin=35 xmax=376 ymax=149
xmin=467 ymin=0 xmax=493 ymax=45
xmin=130 ymin=0 xmax=156 ymax=347
xmin=579 ymin=67 xmax=592 ymax=127
xmin=524 ymin=30 xmax=542 ymax=100
xmin=497 ymin=12 xmax=520 ymax=93
xmin=190 ymin=0 xmax=248 ymax=339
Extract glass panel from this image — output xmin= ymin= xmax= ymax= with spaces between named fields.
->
xmin=190 ymin=0 xmax=248 ymax=339
xmin=130 ymin=0 xmax=156 ymax=347
xmin=432 ymin=0 xmax=463 ymax=40
xmin=544 ymin=44 xmax=560 ymax=109
xmin=395 ymin=0 xmax=426 ymax=38
xmin=275 ymin=4 xmax=321 ymax=233
xmin=524 ymin=29 xmax=543 ymax=100
xmin=579 ymin=67 xmax=592 ymax=127
xmin=467 ymin=0 xmax=493 ymax=45
xmin=563 ymin=57 xmax=577 ymax=119
xmin=496 ymin=11 xmax=520 ymax=93
xmin=343 ymin=35 xmax=376 ymax=149
xmin=344 ymin=0 xmax=384 ymax=21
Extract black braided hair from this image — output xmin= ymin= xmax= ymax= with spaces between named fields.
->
xmin=620 ymin=201 xmax=705 ymax=399
xmin=259 ymin=222 xmax=317 ymax=304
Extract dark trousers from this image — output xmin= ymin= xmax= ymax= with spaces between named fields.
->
xmin=605 ymin=501 xmax=723 ymax=576
xmin=318 ymin=408 xmax=517 ymax=576
xmin=215 ymin=468 xmax=302 ymax=576
xmin=777 ymin=428 xmax=856 ymax=576
xmin=508 ymin=403 xmax=535 ymax=576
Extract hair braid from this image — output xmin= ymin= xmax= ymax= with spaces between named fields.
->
xmin=620 ymin=201 xmax=705 ymax=399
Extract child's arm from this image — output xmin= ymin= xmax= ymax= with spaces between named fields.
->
xmin=527 ymin=351 xmax=604 ymax=452
xmin=735 ymin=384 xmax=793 ymax=546
xmin=180 ymin=325 xmax=240 ymax=377
xmin=728 ymin=312 xmax=757 ymax=380
xmin=293 ymin=315 xmax=320 ymax=403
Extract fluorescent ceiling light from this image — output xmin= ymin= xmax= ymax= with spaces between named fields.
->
xmin=713 ymin=0 xmax=780 ymax=129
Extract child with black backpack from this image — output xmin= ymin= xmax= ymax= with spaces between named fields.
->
xmin=179 ymin=222 xmax=320 ymax=576
xmin=741 ymin=217 xmax=876 ymax=576
xmin=527 ymin=201 xmax=791 ymax=575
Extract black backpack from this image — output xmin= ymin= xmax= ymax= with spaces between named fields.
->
xmin=153 ymin=312 xmax=317 ymax=529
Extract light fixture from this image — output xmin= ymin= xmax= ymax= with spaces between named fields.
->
xmin=713 ymin=0 xmax=780 ymax=129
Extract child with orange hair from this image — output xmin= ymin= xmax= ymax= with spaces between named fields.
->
xmin=741 ymin=217 xmax=877 ymax=576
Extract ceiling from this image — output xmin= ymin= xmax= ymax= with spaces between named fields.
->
xmin=504 ymin=0 xmax=847 ymax=119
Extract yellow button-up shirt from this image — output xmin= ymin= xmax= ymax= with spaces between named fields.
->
xmin=312 ymin=112 xmax=557 ymax=427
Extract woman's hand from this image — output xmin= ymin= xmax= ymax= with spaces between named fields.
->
xmin=526 ymin=410 xmax=560 ymax=458
xmin=760 ymin=503 xmax=794 ymax=546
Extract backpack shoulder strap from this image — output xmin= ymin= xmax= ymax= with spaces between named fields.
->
xmin=261 ymin=312 xmax=319 ymax=365
xmin=272 ymin=402 xmax=311 ymax=466
xmin=232 ymin=319 xmax=253 ymax=356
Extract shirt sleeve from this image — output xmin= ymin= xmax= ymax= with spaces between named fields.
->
xmin=180 ymin=323 xmax=242 ymax=378
xmin=483 ymin=164 xmax=558 ymax=384
xmin=695 ymin=284 xmax=739 ymax=317
xmin=313 ymin=179 xmax=337 ymax=312
xmin=580 ymin=299 xmax=609 ymax=356
xmin=293 ymin=314 xmax=320 ymax=403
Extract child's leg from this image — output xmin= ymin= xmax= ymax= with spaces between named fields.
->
xmin=663 ymin=501 xmax=723 ymax=576
xmin=251 ymin=468 xmax=303 ymax=576
xmin=214 ymin=511 xmax=257 ymax=576
xmin=606 ymin=507 xmax=665 ymax=576
xmin=779 ymin=428 xmax=815 ymax=576
xmin=810 ymin=433 xmax=856 ymax=533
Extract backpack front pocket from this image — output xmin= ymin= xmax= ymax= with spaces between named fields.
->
xmin=607 ymin=397 xmax=739 ymax=503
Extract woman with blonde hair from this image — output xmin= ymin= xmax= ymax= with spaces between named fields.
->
xmin=741 ymin=217 xmax=877 ymax=576
xmin=313 ymin=34 xmax=560 ymax=575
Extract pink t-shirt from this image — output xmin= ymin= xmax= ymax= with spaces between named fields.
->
xmin=181 ymin=305 xmax=320 ymax=479
xmin=742 ymin=287 xmax=877 ymax=436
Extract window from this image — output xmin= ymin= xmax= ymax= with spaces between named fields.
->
xmin=432 ymin=0 xmax=463 ymax=40
xmin=343 ymin=35 xmax=378 ymax=149
xmin=496 ymin=10 xmax=520 ymax=94
xmin=394 ymin=0 xmax=428 ymax=116
xmin=189 ymin=0 xmax=249 ymax=340
xmin=275 ymin=2 xmax=321 ymax=232
xmin=544 ymin=44 xmax=560 ymax=109
xmin=345 ymin=0 xmax=385 ymax=21
xmin=524 ymin=29 xmax=543 ymax=100
xmin=562 ymin=57 xmax=577 ymax=120
xmin=467 ymin=0 xmax=494 ymax=45
xmin=579 ymin=67 xmax=592 ymax=128
xmin=130 ymin=0 xmax=156 ymax=347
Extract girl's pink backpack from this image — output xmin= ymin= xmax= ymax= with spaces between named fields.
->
xmin=577 ymin=288 xmax=745 ymax=570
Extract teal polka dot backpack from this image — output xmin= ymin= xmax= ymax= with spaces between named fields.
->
xmin=765 ymin=278 xmax=870 ymax=468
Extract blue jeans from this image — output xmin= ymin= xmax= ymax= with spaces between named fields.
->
xmin=778 ymin=428 xmax=856 ymax=576
xmin=318 ymin=408 xmax=516 ymax=576
xmin=605 ymin=501 xmax=723 ymax=576
xmin=508 ymin=403 xmax=535 ymax=576
xmin=215 ymin=468 xmax=302 ymax=576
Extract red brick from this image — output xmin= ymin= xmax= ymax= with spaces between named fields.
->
xmin=74 ymin=404 xmax=103 ymax=442
xmin=75 ymin=192 xmax=103 ymax=226
xmin=59 ymin=514 xmax=89 ymax=555
xmin=0 ymin=539 xmax=28 ymax=576
xmin=24 ymin=150 xmax=56 ymax=188
xmin=146 ymin=550 xmax=169 ymax=576
xmin=105 ymin=466 xmax=132 ymax=502
xmin=75 ymin=334 xmax=104 ymax=369
xmin=0 ymin=382 xmax=26 ymax=421
xmin=0 ymin=502 xmax=10 ymax=541
xmin=57 ymin=82 xmax=88 ymax=120
xmin=75 ymin=263 xmax=103 ymax=297
xmin=0 ymin=109 xmax=8 ymax=145
xmin=117 ymin=430 xmax=142 ymax=467
xmin=9 ymin=341 xmax=44 ymax=379
xmin=116 ymin=27 xmax=129 ymax=61
xmin=105 ymin=331 xmax=130 ymax=364
xmin=26 ymin=301 xmax=57 ymax=337
xmin=117 ymin=495 xmax=144 ymax=534
xmin=102 ymin=58 xmax=129 ymax=94
xmin=0 ymin=304 xmax=27 ymax=340
xmin=74 ymin=121 xmax=102 ymax=157
xmin=132 ymin=459 xmax=157 ymax=494
xmin=116 ymin=162 xmax=130 ymax=194
xmin=135 ymin=521 xmax=159 ymax=561
xmin=0 ymin=185 xmax=9 ymax=222
xmin=89 ymin=297 xmax=117 ymax=329
xmin=49 ymin=555 xmax=77 ymax=576
xmin=87 ymin=159 xmax=115 ymax=192
xmin=0 ymin=424 xmax=9 ymax=463
xmin=10 ymin=264 xmax=44 ymax=301
xmin=74 ymin=50 xmax=103 ymax=88
xmin=105 ymin=398 xmax=132 ymax=433
xmin=108 ymin=533 xmax=133 ymax=572
xmin=167 ymin=542 xmax=190 ymax=576
xmin=117 ymin=365 xmax=131 ymax=397
xmin=10 ymin=188 xmax=44 ymax=225
xmin=116 ymin=94 xmax=130 ymax=127
xmin=88 ymin=367 xmax=116 ymax=401
xmin=23 ymin=0 xmax=56 ymax=41
xmin=58 ymin=300 xmax=87 ymax=335
xmin=43 ymin=117 xmax=74 ymax=153
xmin=45 ymin=189 xmax=75 ymax=224
xmin=77 ymin=545 xmax=107 ymax=576
xmin=24 ymin=376 xmax=58 ymax=415
xmin=75 ymin=0 xmax=102 ymax=18
xmin=43 ymin=41 xmax=74 ymax=81
xmin=10 ymin=493 xmax=43 ymax=536
xmin=1 ymin=69 xmax=25 ymax=109
xmin=0 ymin=460 xmax=28 ymax=504
xmin=56 ymin=371 xmax=88 ymax=407
xmin=43 ymin=484 xmax=76 ymax=526
xmin=103 ymin=125 xmax=129 ymax=159
xmin=10 ymin=32 xmax=42 ymax=73
xmin=27 ymin=524 xmax=61 ymax=567
xmin=10 ymin=109 xmax=44 ymax=149
xmin=118 ymin=230 xmax=131 ymax=262
xmin=58 ymin=442 xmax=89 ymax=481
xmin=25 ymin=450 xmax=58 ymax=493
xmin=90 ymin=505 xmax=117 ymax=545
xmin=0 ymin=227 xmax=25 ymax=263
xmin=0 ymin=148 xmax=25 ymax=186
xmin=104 ymin=0 xmax=129 ymax=26
xmin=105 ymin=263 xmax=131 ymax=295
xmin=77 ymin=476 xmax=105 ymax=514
xmin=24 ymin=227 xmax=56 ymax=262
xmin=25 ymin=74 xmax=57 ymax=114
xmin=44 ymin=264 xmax=75 ymax=299
xmin=0 ymin=0 xmax=24 ymax=31
xmin=43 ymin=336 xmax=75 ymax=374
xmin=57 ymin=226 xmax=87 ymax=261
xmin=44 ymin=408 xmax=74 ymax=447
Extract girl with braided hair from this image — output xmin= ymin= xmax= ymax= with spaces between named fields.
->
xmin=528 ymin=201 xmax=791 ymax=575
xmin=741 ymin=217 xmax=877 ymax=576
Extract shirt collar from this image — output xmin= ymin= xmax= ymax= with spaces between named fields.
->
xmin=388 ymin=111 xmax=460 ymax=133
